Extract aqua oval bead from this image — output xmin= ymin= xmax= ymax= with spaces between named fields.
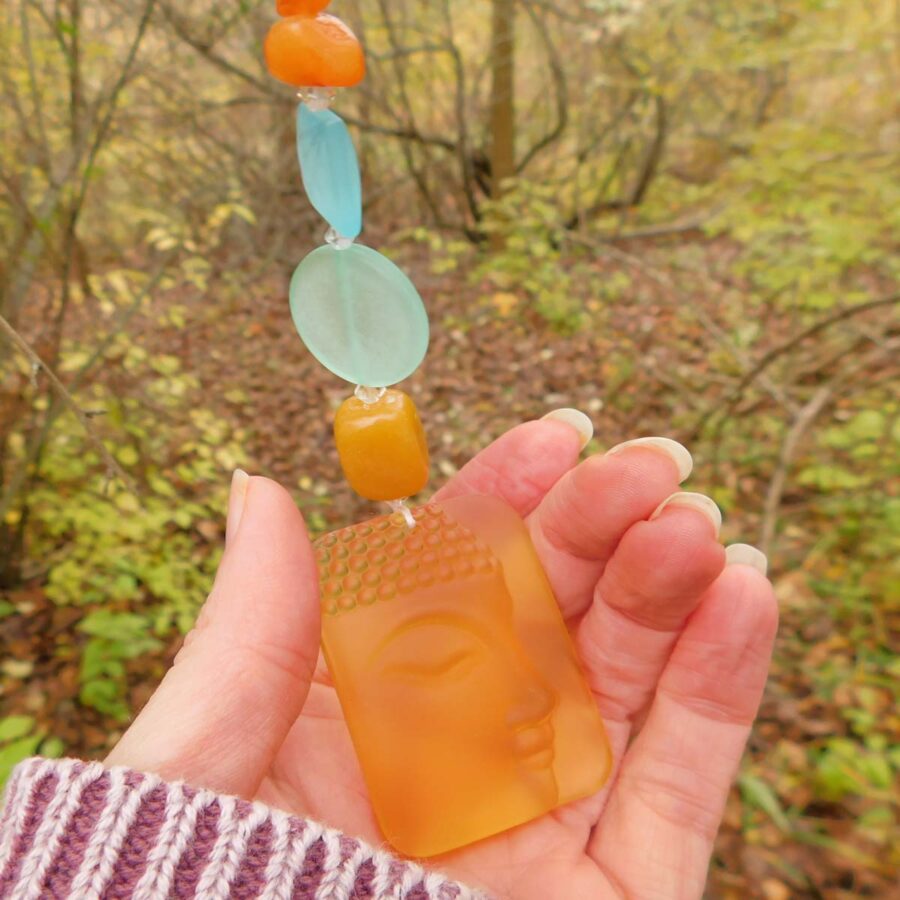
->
xmin=289 ymin=244 xmax=429 ymax=386
xmin=297 ymin=105 xmax=362 ymax=239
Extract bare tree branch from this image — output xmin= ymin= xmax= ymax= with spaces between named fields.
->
xmin=759 ymin=384 xmax=833 ymax=557
xmin=690 ymin=293 xmax=900 ymax=440
xmin=629 ymin=93 xmax=667 ymax=206
xmin=759 ymin=338 xmax=899 ymax=555
xmin=0 ymin=312 xmax=137 ymax=496
xmin=517 ymin=0 xmax=569 ymax=174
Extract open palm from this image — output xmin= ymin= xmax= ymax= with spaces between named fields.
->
xmin=108 ymin=420 xmax=777 ymax=900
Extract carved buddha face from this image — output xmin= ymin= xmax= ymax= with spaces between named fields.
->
xmin=356 ymin=565 xmax=561 ymax=846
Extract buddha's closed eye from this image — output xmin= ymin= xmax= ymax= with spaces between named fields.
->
xmin=372 ymin=616 xmax=489 ymax=681
xmin=384 ymin=648 xmax=478 ymax=680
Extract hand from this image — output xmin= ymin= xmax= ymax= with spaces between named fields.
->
xmin=106 ymin=418 xmax=777 ymax=900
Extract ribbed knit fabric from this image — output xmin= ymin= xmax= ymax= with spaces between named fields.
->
xmin=0 ymin=759 xmax=488 ymax=899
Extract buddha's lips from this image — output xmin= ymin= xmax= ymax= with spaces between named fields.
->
xmin=512 ymin=720 xmax=555 ymax=768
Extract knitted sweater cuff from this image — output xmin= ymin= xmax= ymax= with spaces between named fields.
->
xmin=0 ymin=758 xmax=487 ymax=899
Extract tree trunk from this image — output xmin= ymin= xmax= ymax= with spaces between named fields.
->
xmin=489 ymin=0 xmax=515 ymax=249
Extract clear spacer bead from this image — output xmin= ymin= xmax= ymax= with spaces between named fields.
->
xmin=388 ymin=498 xmax=416 ymax=530
xmin=354 ymin=385 xmax=386 ymax=404
xmin=297 ymin=86 xmax=337 ymax=111
xmin=325 ymin=226 xmax=354 ymax=250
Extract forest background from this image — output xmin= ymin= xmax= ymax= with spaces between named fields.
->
xmin=1 ymin=1 xmax=898 ymax=895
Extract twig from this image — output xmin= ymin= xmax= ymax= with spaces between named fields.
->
xmin=159 ymin=0 xmax=463 ymax=161
xmin=517 ymin=1 xmax=569 ymax=174
xmin=571 ymin=232 xmax=797 ymax=416
xmin=606 ymin=215 xmax=712 ymax=241
xmin=0 ymin=312 xmax=136 ymax=493
xmin=758 ymin=338 xmax=899 ymax=555
xmin=629 ymin=94 xmax=667 ymax=207
xmin=0 ymin=254 xmax=174 ymax=526
xmin=437 ymin=0 xmax=480 ymax=224
xmin=690 ymin=292 xmax=900 ymax=440
xmin=70 ymin=0 xmax=158 ymax=224
xmin=759 ymin=385 xmax=833 ymax=557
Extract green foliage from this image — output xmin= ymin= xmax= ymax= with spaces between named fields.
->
xmin=477 ymin=181 xmax=592 ymax=332
xmin=803 ymin=396 xmax=900 ymax=617
xmin=814 ymin=737 xmax=897 ymax=803
xmin=706 ymin=122 xmax=900 ymax=312
xmin=20 ymin=350 xmax=245 ymax=720
xmin=739 ymin=771 xmax=793 ymax=832
xmin=30 ymin=362 xmax=239 ymax=602
xmin=395 ymin=227 xmax=471 ymax=277
xmin=78 ymin=612 xmax=164 ymax=721
xmin=730 ymin=388 xmax=900 ymax=865
xmin=0 ymin=717 xmax=65 ymax=789
xmin=0 ymin=716 xmax=35 ymax=743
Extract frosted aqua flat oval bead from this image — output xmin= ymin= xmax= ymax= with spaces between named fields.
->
xmin=297 ymin=105 xmax=362 ymax=239
xmin=289 ymin=244 xmax=429 ymax=386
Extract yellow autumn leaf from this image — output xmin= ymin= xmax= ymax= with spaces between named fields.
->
xmin=490 ymin=291 xmax=519 ymax=316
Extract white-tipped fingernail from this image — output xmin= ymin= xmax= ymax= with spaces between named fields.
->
xmin=226 ymin=469 xmax=250 ymax=546
xmin=605 ymin=436 xmax=693 ymax=483
xmin=725 ymin=543 xmax=768 ymax=576
xmin=542 ymin=408 xmax=594 ymax=451
xmin=651 ymin=492 xmax=722 ymax=535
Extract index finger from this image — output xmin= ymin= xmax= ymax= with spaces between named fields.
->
xmin=433 ymin=417 xmax=586 ymax=516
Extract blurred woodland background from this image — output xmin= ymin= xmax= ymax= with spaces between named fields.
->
xmin=1 ymin=0 xmax=898 ymax=895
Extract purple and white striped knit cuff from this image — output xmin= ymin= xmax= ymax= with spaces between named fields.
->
xmin=0 ymin=758 xmax=489 ymax=899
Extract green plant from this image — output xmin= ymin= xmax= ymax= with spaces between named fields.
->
xmin=0 ymin=716 xmax=64 ymax=789
xmin=20 ymin=349 xmax=246 ymax=721
xmin=78 ymin=611 xmax=164 ymax=721
xmin=477 ymin=181 xmax=590 ymax=332
xmin=814 ymin=736 xmax=897 ymax=804
xmin=707 ymin=121 xmax=900 ymax=313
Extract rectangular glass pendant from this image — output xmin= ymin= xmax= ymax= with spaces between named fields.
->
xmin=314 ymin=493 xmax=612 ymax=858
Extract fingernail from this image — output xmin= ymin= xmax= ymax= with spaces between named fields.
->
xmin=226 ymin=469 xmax=250 ymax=545
xmin=725 ymin=543 xmax=768 ymax=576
xmin=605 ymin=437 xmax=693 ymax=483
xmin=651 ymin=491 xmax=722 ymax=536
xmin=542 ymin=408 xmax=594 ymax=451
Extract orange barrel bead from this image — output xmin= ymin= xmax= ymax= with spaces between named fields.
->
xmin=334 ymin=390 xmax=429 ymax=501
xmin=315 ymin=496 xmax=612 ymax=857
xmin=277 ymin=0 xmax=330 ymax=15
xmin=265 ymin=14 xmax=365 ymax=87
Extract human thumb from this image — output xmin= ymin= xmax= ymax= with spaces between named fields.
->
xmin=106 ymin=472 xmax=321 ymax=797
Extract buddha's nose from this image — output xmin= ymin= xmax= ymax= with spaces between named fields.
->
xmin=508 ymin=675 xmax=556 ymax=728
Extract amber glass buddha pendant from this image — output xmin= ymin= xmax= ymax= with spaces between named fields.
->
xmin=314 ymin=494 xmax=612 ymax=858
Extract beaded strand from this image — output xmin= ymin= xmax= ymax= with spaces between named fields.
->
xmin=264 ymin=1 xmax=431 ymax=517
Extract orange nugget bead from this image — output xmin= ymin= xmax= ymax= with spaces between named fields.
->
xmin=276 ymin=0 xmax=330 ymax=16
xmin=334 ymin=390 xmax=429 ymax=501
xmin=265 ymin=14 xmax=365 ymax=87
